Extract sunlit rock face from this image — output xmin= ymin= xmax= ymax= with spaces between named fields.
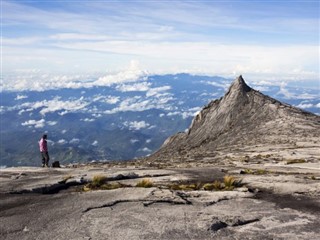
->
xmin=150 ymin=75 xmax=320 ymax=161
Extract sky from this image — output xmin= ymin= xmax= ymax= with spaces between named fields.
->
xmin=1 ymin=0 xmax=319 ymax=91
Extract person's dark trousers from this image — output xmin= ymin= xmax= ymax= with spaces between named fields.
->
xmin=41 ymin=152 xmax=50 ymax=167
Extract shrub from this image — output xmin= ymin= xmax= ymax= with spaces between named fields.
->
xmin=91 ymin=175 xmax=107 ymax=188
xmin=169 ymin=182 xmax=203 ymax=191
xmin=203 ymin=183 xmax=215 ymax=191
xmin=136 ymin=179 xmax=153 ymax=188
xmin=101 ymin=182 xmax=124 ymax=190
xmin=242 ymin=169 xmax=254 ymax=174
xmin=256 ymin=169 xmax=268 ymax=175
xmin=286 ymin=159 xmax=306 ymax=165
xmin=223 ymin=175 xmax=235 ymax=190
xmin=203 ymin=180 xmax=223 ymax=191
xmin=213 ymin=180 xmax=224 ymax=190
xmin=223 ymin=175 xmax=242 ymax=190
xmin=241 ymin=168 xmax=269 ymax=175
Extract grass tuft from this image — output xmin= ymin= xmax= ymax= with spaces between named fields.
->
xmin=91 ymin=174 xmax=107 ymax=187
xmin=203 ymin=180 xmax=224 ymax=191
xmin=136 ymin=179 xmax=153 ymax=188
xmin=241 ymin=168 xmax=270 ymax=175
xmin=223 ymin=175 xmax=236 ymax=190
xmin=286 ymin=159 xmax=306 ymax=165
xmin=169 ymin=182 xmax=203 ymax=191
xmin=223 ymin=175 xmax=243 ymax=190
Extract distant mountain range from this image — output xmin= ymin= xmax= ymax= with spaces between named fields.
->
xmin=1 ymin=73 xmax=319 ymax=167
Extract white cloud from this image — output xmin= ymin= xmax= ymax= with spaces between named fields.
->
xmin=21 ymin=97 xmax=89 ymax=116
xmin=202 ymin=81 xmax=229 ymax=90
xmin=92 ymin=140 xmax=98 ymax=146
xmin=146 ymin=139 xmax=152 ymax=143
xmin=296 ymin=93 xmax=318 ymax=100
xmin=18 ymin=109 xmax=26 ymax=115
xmin=167 ymin=107 xmax=200 ymax=119
xmin=93 ymin=60 xmax=148 ymax=87
xmin=316 ymin=103 xmax=320 ymax=108
xmin=92 ymin=113 xmax=102 ymax=118
xmin=139 ymin=147 xmax=152 ymax=152
xmin=2 ymin=1 xmax=318 ymax=84
xmin=296 ymin=103 xmax=314 ymax=109
xmin=58 ymin=139 xmax=67 ymax=144
xmin=2 ymin=61 xmax=147 ymax=92
xmin=21 ymin=119 xmax=45 ymax=128
xmin=93 ymin=95 xmax=120 ymax=104
xmin=61 ymin=130 xmax=67 ymax=134
xmin=47 ymin=121 xmax=57 ymax=126
xmin=81 ymin=118 xmax=95 ymax=122
xmin=105 ymin=98 xmax=147 ymax=113
xmin=278 ymin=82 xmax=294 ymax=99
xmin=116 ymin=82 xmax=151 ymax=92
xmin=15 ymin=94 xmax=28 ymax=100
xmin=130 ymin=139 xmax=139 ymax=144
xmin=105 ymin=96 xmax=120 ymax=104
xmin=69 ymin=138 xmax=80 ymax=144
xmin=124 ymin=121 xmax=150 ymax=130
xmin=253 ymin=86 xmax=270 ymax=92
xmin=0 ymin=106 xmax=5 ymax=114
xmin=146 ymin=86 xmax=171 ymax=97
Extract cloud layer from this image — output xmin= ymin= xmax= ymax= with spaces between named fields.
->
xmin=2 ymin=1 xmax=319 ymax=86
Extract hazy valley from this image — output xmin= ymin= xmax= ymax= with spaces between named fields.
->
xmin=1 ymin=74 xmax=319 ymax=167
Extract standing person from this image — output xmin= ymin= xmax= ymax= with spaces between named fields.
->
xmin=39 ymin=134 xmax=49 ymax=167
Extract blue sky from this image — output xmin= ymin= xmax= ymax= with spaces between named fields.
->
xmin=2 ymin=0 xmax=319 ymax=90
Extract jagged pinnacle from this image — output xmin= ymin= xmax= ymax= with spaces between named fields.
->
xmin=229 ymin=75 xmax=251 ymax=93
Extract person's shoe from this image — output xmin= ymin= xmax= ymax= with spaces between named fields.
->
xmin=42 ymin=164 xmax=45 ymax=167
xmin=45 ymin=164 xmax=49 ymax=168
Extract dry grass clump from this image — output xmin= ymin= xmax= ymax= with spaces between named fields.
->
xmin=286 ymin=159 xmax=306 ymax=165
xmin=241 ymin=168 xmax=270 ymax=175
xmin=83 ymin=174 xmax=128 ymax=191
xmin=223 ymin=175 xmax=236 ymax=190
xmin=203 ymin=180 xmax=223 ymax=191
xmin=204 ymin=176 xmax=242 ymax=191
xmin=170 ymin=182 xmax=202 ymax=191
xmin=91 ymin=175 xmax=107 ymax=188
xmin=136 ymin=179 xmax=154 ymax=188
xmin=169 ymin=176 xmax=242 ymax=192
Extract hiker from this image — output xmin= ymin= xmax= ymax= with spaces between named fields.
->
xmin=39 ymin=134 xmax=49 ymax=167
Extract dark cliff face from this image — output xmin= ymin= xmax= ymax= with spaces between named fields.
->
xmin=149 ymin=75 xmax=320 ymax=161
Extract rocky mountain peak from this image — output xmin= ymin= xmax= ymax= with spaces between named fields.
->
xmin=149 ymin=75 xmax=320 ymax=162
xmin=229 ymin=75 xmax=251 ymax=93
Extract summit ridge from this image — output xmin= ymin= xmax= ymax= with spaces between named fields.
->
xmin=148 ymin=75 xmax=320 ymax=162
